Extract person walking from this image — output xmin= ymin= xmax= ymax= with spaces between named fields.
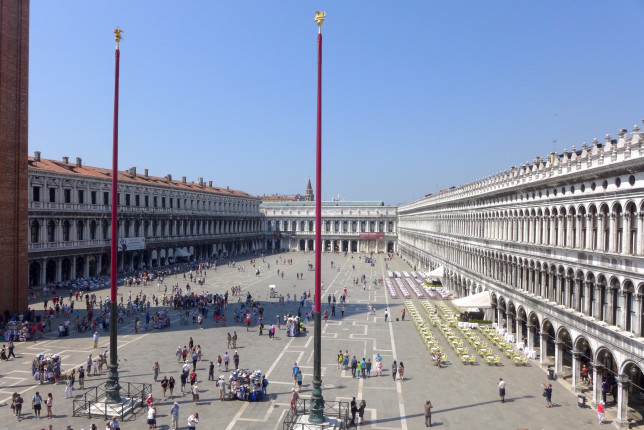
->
xmin=208 ymin=361 xmax=215 ymax=380
xmin=152 ymin=362 xmax=160 ymax=382
xmin=498 ymin=378 xmax=506 ymax=403
xmin=65 ymin=376 xmax=73 ymax=398
xmin=384 ymin=309 xmax=389 ymax=322
xmin=543 ymin=383 xmax=553 ymax=408
xmin=424 ymin=400 xmax=433 ymax=427
xmin=227 ymin=333 xmax=232 ymax=348
xmin=146 ymin=403 xmax=156 ymax=430
xmin=338 ymin=350 xmax=343 ymax=370
xmin=160 ymin=376 xmax=169 ymax=398
xmin=297 ymin=370 xmax=303 ymax=392
xmin=78 ymin=366 xmax=85 ymax=389
xmin=233 ymin=350 xmax=239 ymax=370
xmin=192 ymin=382 xmax=200 ymax=405
xmin=8 ymin=340 xmax=16 ymax=359
xmin=169 ymin=376 xmax=176 ymax=398
xmin=597 ymin=400 xmax=605 ymax=424
xmin=292 ymin=362 xmax=300 ymax=387
xmin=398 ymin=361 xmax=405 ymax=381
xmin=218 ymin=375 xmax=226 ymax=401
xmin=290 ymin=388 xmax=299 ymax=412
xmin=350 ymin=397 xmax=357 ymax=426
xmin=170 ymin=402 xmax=180 ymax=430
xmin=224 ymin=352 xmax=229 ymax=371
xmin=187 ymin=412 xmax=199 ymax=430
xmin=32 ymin=391 xmax=43 ymax=418
xmin=358 ymin=399 xmax=366 ymax=424
xmin=392 ymin=361 xmax=398 ymax=381
xmin=13 ymin=393 xmax=23 ymax=421
xmin=93 ymin=331 xmax=99 ymax=349
xmin=351 ymin=356 xmax=358 ymax=378
xmin=45 ymin=392 xmax=53 ymax=418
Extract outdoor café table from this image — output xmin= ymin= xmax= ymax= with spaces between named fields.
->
xmin=525 ymin=350 xmax=537 ymax=359
xmin=430 ymin=347 xmax=440 ymax=353
xmin=492 ymin=322 xmax=498 ymax=329
xmin=456 ymin=347 xmax=466 ymax=352
xmin=504 ymin=333 xmax=515 ymax=343
xmin=516 ymin=343 xmax=525 ymax=351
xmin=487 ymin=355 xmax=496 ymax=361
xmin=469 ymin=323 xmax=479 ymax=328
xmin=498 ymin=328 xmax=506 ymax=336
xmin=458 ymin=322 xmax=465 ymax=328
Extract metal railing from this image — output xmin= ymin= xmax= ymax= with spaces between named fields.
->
xmin=72 ymin=382 xmax=151 ymax=420
xmin=283 ymin=399 xmax=355 ymax=430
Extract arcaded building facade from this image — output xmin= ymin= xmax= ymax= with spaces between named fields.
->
xmin=27 ymin=154 xmax=264 ymax=285
xmin=260 ymin=201 xmax=397 ymax=254
xmin=398 ymin=126 xmax=644 ymax=426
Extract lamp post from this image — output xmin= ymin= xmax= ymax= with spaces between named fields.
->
xmin=105 ymin=27 xmax=123 ymax=404
xmin=309 ymin=10 xmax=326 ymax=425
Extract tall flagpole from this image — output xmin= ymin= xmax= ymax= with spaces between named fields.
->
xmin=310 ymin=10 xmax=326 ymax=424
xmin=106 ymin=26 xmax=123 ymax=404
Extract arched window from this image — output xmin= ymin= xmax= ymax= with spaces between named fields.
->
xmin=77 ymin=220 xmax=84 ymax=241
xmin=90 ymin=220 xmax=97 ymax=240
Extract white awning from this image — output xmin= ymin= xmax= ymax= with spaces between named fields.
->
xmin=426 ymin=266 xmax=444 ymax=278
xmin=175 ymin=247 xmax=190 ymax=258
xmin=452 ymin=291 xmax=492 ymax=309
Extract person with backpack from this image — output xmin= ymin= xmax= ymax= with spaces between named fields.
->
xmin=32 ymin=391 xmax=42 ymax=418
xmin=358 ymin=399 xmax=367 ymax=424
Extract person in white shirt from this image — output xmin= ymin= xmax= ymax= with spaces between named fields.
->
xmin=146 ymin=404 xmax=156 ymax=429
xmin=187 ymin=412 xmax=199 ymax=429
xmin=498 ymin=378 xmax=506 ymax=403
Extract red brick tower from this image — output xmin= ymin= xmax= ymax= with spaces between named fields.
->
xmin=0 ymin=0 xmax=29 ymax=314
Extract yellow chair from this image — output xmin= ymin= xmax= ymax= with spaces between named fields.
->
xmin=484 ymin=356 xmax=493 ymax=365
xmin=460 ymin=355 xmax=468 ymax=364
xmin=492 ymin=356 xmax=501 ymax=365
xmin=468 ymin=355 xmax=476 ymax=365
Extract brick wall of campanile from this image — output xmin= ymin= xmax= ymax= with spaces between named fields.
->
xmin=0 ymin=0 xmax=29 ymax=314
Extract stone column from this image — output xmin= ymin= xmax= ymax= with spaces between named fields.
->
xmin=586 ymin=214 xmax=594 ymax=250
xmin=638 ymin=212 xmax=644 ymax=256
xmin=595 ymin=285 xmax=602 ymax=319
xmin=558 ymin=214 xmax=564 ymax=246
xmin=97 ymin=255 xmax=102 ymax=276
xmin=623 ymin=213 xmax=631 ymax=255
xmin=83 ymin=258 xmax=89 ymax=278
xmin=40 ymin=259 xmax=47 ymax=286
xmin=571 ymin=351 xmax=581 ymax=392
xmin=56 ymin=259 xmax=62 ymax=282
xmin=592 ymin=365 xmax=602 ymax=407
xmin=635 ymin=295 xmax=642 ymax=337
xmin=609 ymin=213 xmax=617 ymax=253
xmin=515 ymin=318 xmax=520 ymax=340
xmin=539 ymin=332 xmax=547 ymax=365
xmin=620 ymin=290 xmax=628 ymax=330
xmin=616 ymin=374 xmax=630 ymax=428
xmin=584 ymin=281 xmax=592 ymax=316
xmin=71 ymin=257 xmax=77 ymax=281
xmin=576 ymin=214 xmax=582 ymax=248
xmin=554 ymin=341 xmax=563 ymax=374
xmin=527 ymin=324 xmax=534 ymax=352
xmin=550 ymin=216 xmax=556 ymax=245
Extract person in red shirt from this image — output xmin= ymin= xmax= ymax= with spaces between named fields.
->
xmin=597 ymin=401 xmax=605 ymax=424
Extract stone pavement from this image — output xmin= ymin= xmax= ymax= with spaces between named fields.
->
xmin=0 ymin=252 xmax=620 ymax=429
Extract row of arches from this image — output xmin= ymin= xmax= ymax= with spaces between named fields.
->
xmin=29 ymin=216 xmax=263 ymax=244
xmin=405 ymin=200 xmax=644 ymax=256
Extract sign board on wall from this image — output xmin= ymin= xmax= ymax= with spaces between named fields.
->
xmin=359 ymin=232 xmax=385 ymax=240
xmin=118 ymin=237 xmax=146 ymax=251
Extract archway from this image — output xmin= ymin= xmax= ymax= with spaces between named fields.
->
xmin=595 ymin=347 xmax=618 ymax=407
xmin=61 ymin=258 xmax=71 ymax=281
xmin=555 ymin=326 xmax=573 ymax=381
xmin=88 ymin=257 xmax=97 ymax=277
xmin=541 ymin=319 xmax=556 ymax=366
xmin=45 ymin=260 xmax=57 ymax=283
xmin=29 ymin=261 xmax=41 ymax=287
xmin=75 ymin=256 xmax=85 ymax=279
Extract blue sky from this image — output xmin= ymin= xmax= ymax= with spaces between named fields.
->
xmin=29 ymin=1 xmax=644 ymax=205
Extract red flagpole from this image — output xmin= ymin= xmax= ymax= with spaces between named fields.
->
xmin=314 ymin=32 xmax=322 ymax=315
xmin=110 ymin=43 xmax=120 ymax=304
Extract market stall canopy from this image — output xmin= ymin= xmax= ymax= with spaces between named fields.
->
xmin=175 ymin=247 xmax=190 ymax=257
xmin=453 ymin=291 xmax=492 ymax=309
xmin=426 ymin=266 xmax=444 ymax=278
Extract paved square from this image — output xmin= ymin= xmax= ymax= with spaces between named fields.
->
xmin=0 ymin=252 xmax=610 ymax=429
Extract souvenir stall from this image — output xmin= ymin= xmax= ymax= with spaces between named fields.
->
xmin=152 ymin=310 xmax=171 ymax=329
xmin=32 ymin=353 xmax=62 ymax=384
xmin=4 ymin=320 xmax=31 ymax=342
xmin=286 ymin=316 xmax=301 ymax=337
xmin=228 ymin=369 xmax=266 ymax=401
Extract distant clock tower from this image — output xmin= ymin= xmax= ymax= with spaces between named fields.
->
xmin=305 ymin=178 xmax=314 ymax=201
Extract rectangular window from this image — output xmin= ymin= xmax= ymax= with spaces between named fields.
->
xmin=64 ymin=189 xmax=71 ymax=203
xmin=144 ymin=195 xmax=149 ymax=207
xmin=91 ymin=191 xmax=97 ymax=205
xmin=117 ymin=193 xmax=120 ymax=205
xmin=162 ymin=197 xmax=166 ymax=208
xmin=77 ymin=190 xmax=84 ymax=204
xmin=135 ymin=195 xmax=140 ymax=207
xmin=125 ymin=194 xmax=131 ymax=206
xmin=32 ymin=186 xmax=40 ymax=202
xmin=49 ymin=188 xmax=56 ymax=203
xmin=170 ymin=198 xmax=174 ymax=208
xmin=177 ymin=199 xmax=181 ymax=209
xmin=153 ymin=196 xmax=158 ymax=208
xmin=103 ymin=191 xmax=109 ymax=205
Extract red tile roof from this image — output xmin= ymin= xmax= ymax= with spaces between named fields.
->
xmin=28 ymin=157 xmax=257 ymax=199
